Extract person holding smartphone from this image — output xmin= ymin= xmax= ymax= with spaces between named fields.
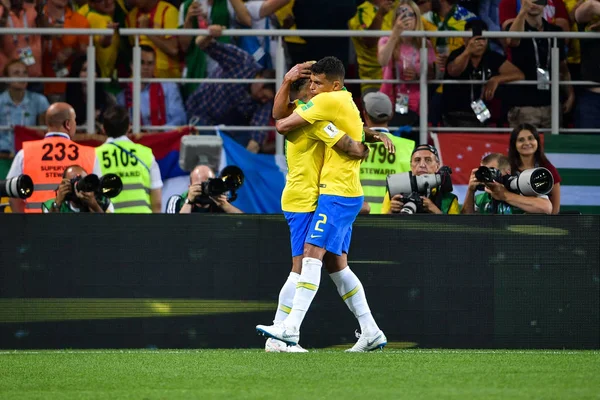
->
xmin=505 ymin=0 xmax=575 ymax=128
xmin=442 ymin=19 xmax=524 ymax=127
xmin=378 ymin=0 xmax=435 ymax=129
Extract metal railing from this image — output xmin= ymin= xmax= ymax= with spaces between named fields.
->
xmin=1 ymin=27 xmax=599 ymax=156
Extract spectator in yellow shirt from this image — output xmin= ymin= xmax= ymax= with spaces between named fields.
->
xmin=348 ymin=0 xmax=398 ymax=95
xmin=81 ymin=0 xmax=120 ymax=79
xmin=127 ymin=0 xmax=180 ymax=78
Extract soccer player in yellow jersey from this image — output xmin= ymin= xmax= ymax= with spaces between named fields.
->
xmin=257 ymin=57 xmax=391 ymax=352
xmin=261 ymin=62 xmax=372 ymax=352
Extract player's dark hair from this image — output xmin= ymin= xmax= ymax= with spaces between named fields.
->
xmin=103 ymin=105 xmax=130 ymax=138
xmin=311 ymin=56 xmax=345 ymax=84
xmin=291 ymin=78 xmax=309 ymax=93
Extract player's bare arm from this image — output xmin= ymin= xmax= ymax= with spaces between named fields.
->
xmin=334 ymin=135 xmax=370 ymax=160
xmin=273 ymin=62 xmax=313 ymax=121
xmin=275 ymin=112 xmax=310 ymax=134
xmin=363 ymin=127 xmax=396 ymax=154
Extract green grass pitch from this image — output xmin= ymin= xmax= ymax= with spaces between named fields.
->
xmin=1 ymin=349 xmax=599 ymax=399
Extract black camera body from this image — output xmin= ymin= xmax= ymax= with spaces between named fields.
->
xmin=474 ymin=167 xmax=554 ymax=197
xmin=475 ymin=166 xmax=503 ymax=191
xmin=193 ymin=166 xmax=245 ymax=205
xmin=67 ymin=173 xmax=123 ymax=208
xmin=399 ymin=192 xmax=424 ymax=214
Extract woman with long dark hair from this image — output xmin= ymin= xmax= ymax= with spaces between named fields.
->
xmin=65 ymin=54 xmax=114 ymax=132
xmin=508 ymin=123 xmax=561 ymax=214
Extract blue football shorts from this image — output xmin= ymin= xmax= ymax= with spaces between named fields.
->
xmin=305 ymin=194 xmax=363 ymax=256
xmin=284 ymin=211 xmax=314 ymax=257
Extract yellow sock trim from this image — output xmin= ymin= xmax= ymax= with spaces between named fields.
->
xmin=279 ymin=304 xmax=292 ymax=314
xmin=296 ymin=282 xmax=319 ymax=291
xmin=342 ymin=285 xmax=360 ymax=301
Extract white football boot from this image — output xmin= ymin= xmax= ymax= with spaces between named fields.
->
xmin=265 ymin=338 xmax=308 ymax=353
xmin=345 ymin=329 xmax=387 ymax=352
xmin=256 ymin=322 xmax=299 ymax=346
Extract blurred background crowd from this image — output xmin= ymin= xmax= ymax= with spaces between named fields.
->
xmin=1 ymin=0 xmax=599 ymax=214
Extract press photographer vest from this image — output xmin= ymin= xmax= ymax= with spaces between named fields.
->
xmin=22 ymin=135 xmax=96 ymax=213
xmin=95 ymin=140 xmax=154 ymax=213
xmin=360 ymin=134 xmax=414 ymax=214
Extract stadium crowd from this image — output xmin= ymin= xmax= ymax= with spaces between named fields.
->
xmin=1 ymin=0 xmax=598 ymax=214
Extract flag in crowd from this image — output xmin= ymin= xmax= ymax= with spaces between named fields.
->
xmin=4 ymin=127 xmax=599 ymax=214
xmin=433 ymin=133 xmax=600 ymax=214
xmin=10 ymin=126 xmax=287 ymax=213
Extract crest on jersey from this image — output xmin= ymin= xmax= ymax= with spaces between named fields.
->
xmin=323 ymin=123 xmax=339 ymax=138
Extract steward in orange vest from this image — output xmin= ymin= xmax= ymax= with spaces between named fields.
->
xmin=6 ymin=102 xmax=96 ymax=213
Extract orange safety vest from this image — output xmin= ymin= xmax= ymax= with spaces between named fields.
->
xmin=22 ymin=135 xmax=96 ymax=213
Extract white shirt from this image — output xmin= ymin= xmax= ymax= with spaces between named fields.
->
xmin=92 ymin=135 xmax=163 ymax=190
xmin=6 ymin=132 xmax=70 ymax=179
xmin=244 ymin=1 xmax=277 ymax=65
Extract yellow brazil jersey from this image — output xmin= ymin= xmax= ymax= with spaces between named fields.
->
xmin=274 ymin=0 xmax=306 ymax=45
xmin=281 ymin=101 xmax=347 ymax=213
xmin=563 ymin=0 xmax=581 ymax=64
xmin=126 ymin=1 xmax=181 ymax=78
xmin=348 ymin=1 xmax=397 ymax=92
xmin=77 ymin=3 xmax=90 ymax=16
xmin=295 ymin=89 xmax=364 ymax=198
xmin=85 ymin=10 xmax=120 ymax=78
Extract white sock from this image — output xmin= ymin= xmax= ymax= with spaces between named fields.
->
xmin=285 ymin=257 xmax=322 ymax=331
xmin=274 ymin=272 xmax=300 ymax=322
xmin=330 ymin=266 xmax=379 ymax=337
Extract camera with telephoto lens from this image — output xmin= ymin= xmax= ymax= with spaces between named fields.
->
xmin=193 ymin=166 xmax=245 ymax=205
xmin=504 ymin=167 xmax=554 ymax=196
xmin=66 ymin=173 xmax=123 ymax=208
xmin=475 ymin=166 xmax=503 ymax=191
xmin=474 ymin=167 xmax=553 ymax=196
xmin=0 ymin=175 xmax=34 ymax=199
xmin=386 ymin=167 xmax=453 ymax=214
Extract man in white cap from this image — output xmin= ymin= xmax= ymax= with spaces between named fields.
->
xmin=359 ymin=92 xmax=415 ymax=214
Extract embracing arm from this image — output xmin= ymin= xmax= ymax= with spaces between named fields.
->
xmin=363 ymin=127 xmax=395 ymax=153
xmin=272 ymin=80 xmax=296 ymax=121
xmin=273 ymin=62 xmax=313 ymax=120
xmin=275 ymin=112 xmax=309 ymax=134
xmin=333 ymin=135 xmax=370 ymax=159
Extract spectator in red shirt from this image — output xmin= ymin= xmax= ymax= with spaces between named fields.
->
xmin=508 ymin=123 xmax=561 ymax=214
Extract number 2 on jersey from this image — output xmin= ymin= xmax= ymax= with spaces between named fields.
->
xmin=314 ymin=213 xmax=327 ymax=232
